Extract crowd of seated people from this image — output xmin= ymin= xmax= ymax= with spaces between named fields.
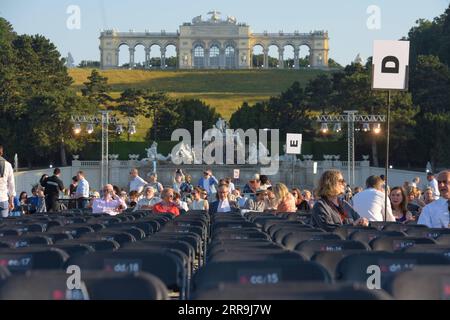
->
xmin=5 ymin=164 xmax=450 ymax=231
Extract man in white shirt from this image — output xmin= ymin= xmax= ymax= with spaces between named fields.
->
xmin=74 ymin=171 xmax=90 ymax=209
xmin=418 ymin=170 xmax=450 ymax=228
xmin=128 ymin=168 xmax=146 ymax=194
xmin=209 ymin=184 xmax=238 ymax=214
xmin=92 ymin=184 xmax=127 ymax=215
xmin=352 ymin=175 xmax=396 ymax=222
xmin=0 ymin=145 xmax=16 ymax=218
xmin=426 ymin=172 xmax=440 ymax=199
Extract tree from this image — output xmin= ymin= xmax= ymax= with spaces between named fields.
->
xmin=0 ymin=18 xmax=94 ymax=167
xmin=116 ymin=88 xmax=147 ymax=141
xmin=81 ymin=69 xmax=113 ymax=108
xmin=410 ymin=55 xmax=450 ymax=114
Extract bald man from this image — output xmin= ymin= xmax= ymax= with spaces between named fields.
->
xmin=92 ymin=184 xmax=127 ymax=215
xmin=418 ymin=170 xmax=450 ymax=228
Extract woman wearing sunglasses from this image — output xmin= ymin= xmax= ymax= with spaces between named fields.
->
xmin=311 ymin=169 xmax=368 ymax=232
xmin=188 ymin=187 xmax=209 ymax=211
xmin=152 ymin=188 xmax=180 ymax=216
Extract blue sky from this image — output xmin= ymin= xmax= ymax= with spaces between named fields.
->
xmin=1 ymin=0 xmax=449 ymax=66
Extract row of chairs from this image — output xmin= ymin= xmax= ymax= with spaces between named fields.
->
xmin=0 ymin=209 xmax=210 ymax=299
xmin=191 ymin=211 xmax=390 ymax=299
xmin=189 ymin=210 xmax=450 ymax=299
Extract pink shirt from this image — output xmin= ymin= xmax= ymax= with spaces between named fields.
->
xmin=276 ymin=193 xmax=297 ymax=213
xmin=92 ymin=196 xmax=127 ymax=215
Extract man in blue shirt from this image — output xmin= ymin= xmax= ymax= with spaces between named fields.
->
xmin=198 ymin=169 xmax=218 ymax=198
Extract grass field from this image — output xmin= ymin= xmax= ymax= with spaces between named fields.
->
xmin=69 ymin=68 xmax=331 ymax=140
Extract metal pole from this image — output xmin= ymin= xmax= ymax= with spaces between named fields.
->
xmin=101 ymin=111 xmax=109 ymax=187
xmin=384 ymin=91 xmax=391 ymax=221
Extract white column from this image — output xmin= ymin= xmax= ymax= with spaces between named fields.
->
xmin=219 ymin=48 xmax=225 ymax=69
xmin=204 ymin=48 xmax=210 ymax=69
xmin=263 ymin=48 xmax=269 ymax=69
xmin=145 ymin=47 xmax=151 ymax=69
xmin=294 ymin=48 xmax=300 ymax=69
xmin=129 ymin=47 xmax=135 ymax=68
xmin=162 ymin=47 xmax=167 ymax=69
xmin=278 ymin=48 xmax=284 ymax=69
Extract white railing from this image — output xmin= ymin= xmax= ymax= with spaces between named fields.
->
xmin=79 ymin=161 xmax=100 ymax=167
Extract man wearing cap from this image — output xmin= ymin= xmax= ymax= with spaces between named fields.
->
xmin=244 ymin=187 xmax=268 ymax=212
xmin=0 ymin=145 xmax=16 ymax=218
xmin=243 ymin=173 xmax=261 ymax=196
xmin=198 ymin=169 xmax=218 ymax=198
xmin=426 ymin=172 xmax=440 ymax=199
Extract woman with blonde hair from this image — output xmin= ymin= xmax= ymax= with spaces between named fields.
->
xmin=311 ymin=169 xmax=368 ymax=231
xmin=273 ymin=183 xmax=296 ymax=213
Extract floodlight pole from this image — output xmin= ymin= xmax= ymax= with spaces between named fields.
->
xmin=316 ymin=111 xmax=386 ymax=187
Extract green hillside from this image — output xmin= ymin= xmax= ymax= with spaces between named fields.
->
xmin=69 ymin=68 xmax=330 ymax=118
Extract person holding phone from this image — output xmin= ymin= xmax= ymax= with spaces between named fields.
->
xmin=92 ymin=184 xmax=127 ymax=215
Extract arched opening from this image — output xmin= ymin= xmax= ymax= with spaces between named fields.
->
xmin=225 ymin=46 xmax=235 ymax=69
xmin=165 ymin=44 xmax=177 ymax=69
xmin=283 ymin=44 xmax=295 ymax=69
xmin=252 ymin=45 xmax=264 ymax=68
xmin=193 ymin=45 xmax=204 ymax=69
xmin=149 ymin=44 xmax=162 ymax=69
xmin=118 ymin=43 xmax=130 ymax=68
xmin=268 ymin=45 xmax=279 ymax=68
xmin=299 ymin=44 xmax=311 ymax=68
xmin=133 ymin=44 xmax=146 ymax=69
xmin=209 ymin=45 xmax=220 ymax=68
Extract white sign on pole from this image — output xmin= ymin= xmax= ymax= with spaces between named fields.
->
xmin=233 ymin=169 xmax=240 ymax=179
xmin=372 ymin=40 xmax=410 ymax=90
xmin=286 ymin=133 xmax=302 ymax=154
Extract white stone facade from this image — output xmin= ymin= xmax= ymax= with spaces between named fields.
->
xmin=99 ymin=12 xmax=329 ymax=70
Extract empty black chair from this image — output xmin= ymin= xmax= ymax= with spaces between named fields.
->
xmin=0 ymin=229 xmax=21 ymax=237
xmin=209 ymin=250 xmax=305 ymax=263
xmin=0 ymin=248 xmax=68 ymax=272
xmin=349 ymin=230 xmax=405 ymax=246
xmin=283 ymin=232 xmax=342 ymax=251
xmin=104 ymin=227 xmax=146 ymax=241
xmin=382 ymin=223 xmax=428 ymax=233
xmin=58 ymin=239 xmax=120 ymax=251
xmin=151 ymin=233 xmax=202 ymax=259
xmin=369 ymin=221 xmax=401 ymax=231
xmin=311 ymin=250 xmax=370 ymax=280
xmin=268 ymin=224 xmax=312 ymax=239
xmin=192 ymin=282 xmax=391 ymax=300
xmin=435 ymin=234 xmax=450 ymax=245
xmin=336 ymin=252 xmax=450 ymax=288
xmin=403 ymin=244 xmax=450 ymax=257
xmin=213 ymin=230 xmax=269 ymax=241
xmin=194 ymin=260 xmax=331 ymax=291
xmin=333 ymin=225 xmax=377 ymax=239
xmin=389 ymin=266 xmax=450 ymax=299
xmin=80 ymin=231 xmax=136 ymax=246
xmin=66 ymin=249 xmax=187 ymax=298
xmin=50 ymin=243 xmax=95 ymax=257
xmin=0 ymin=235 xmax=53 ymax=248
xmin=123 ymin=240 xmax=195 ymax=269
xmin=369 ymin=236 xmax=436 ymax=252
xmin=107 ymin=222 xmax=155 ymax=236
xmin=406 ymin=228 xmax=450 ymax=239
xmin=0 ymin=271 xmax=168 ymax=300
xmin=49 ymin=225 xmax=95 ymax=238
xmin=29 ymin=232 xmax=73 ymax=243
xmin=272 ymin=228 xmax=323 ymax=245
xmin=294 ymin=240 xmax=369 ymax=259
